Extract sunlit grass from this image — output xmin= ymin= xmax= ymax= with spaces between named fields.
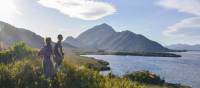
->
xmin=0 ymin=57 xmax=144 ymax=88
xmin=0 ymin=42 xmax=190 ymax=88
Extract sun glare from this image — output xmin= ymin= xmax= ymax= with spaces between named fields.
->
xmin=0 ymin=0 xmax=21 ymax=17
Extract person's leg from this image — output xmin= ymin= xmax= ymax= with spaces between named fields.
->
xmin=44 ymin=58 xmax=55 ymax=78
xmin=58 ymin=59 xmax=62 ymax=70
xmin=54 ymin=56 xmax=60 ymax=72
xmin=49 ymin=59 xmax=54 ymax=77
xmin=43 ymin=59 xmax=49 ymax=77
xmin=57 ymin=58 xmax=62 ymax=71
xmin=55 ymin=64 xmax=59 ymax=72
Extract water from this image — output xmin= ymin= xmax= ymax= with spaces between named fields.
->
xmin=84 ymin=51 xmax=200 ymax=88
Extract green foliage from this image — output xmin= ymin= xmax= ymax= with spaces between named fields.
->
xmin=0 ymin=50 xmax=12 ymax=62
xmin=0 ymin=58 xmax=144 ymax=88
xmin=0 ymin=41 xmax=37 ymax=63
xmin=0 ymin=42 xmax=190 ymax=88
xmin=65 ymin=54 xmax=110 ymax=71
xmin=9 ymin=41 xmax=37 ymax=58
xmin=124 ymin=70 xmax=165 ymax=85
xmin=0 ymin=42 xmax=142 ymax=88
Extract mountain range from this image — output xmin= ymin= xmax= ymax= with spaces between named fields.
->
xmin=0 ymin=21 xmax=75 ymax=49
xmin=65 ymin=23 xmax=171 ymax=52
xmin=166 ymin=44 xmax=200 ymax=51
xmin=0 ymin=21 xmax=175 ymax=52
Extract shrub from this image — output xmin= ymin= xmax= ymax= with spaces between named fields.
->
xmin=0 ymin=58 xmax=144 ymax=88
xmin=9 ymin=41 xmax=37 ymax=59
xmin=0 ymin=42 xmax=189 ymax=88
xmin=124 ymin=70 xmax=165 ymax=85
xmin=0 ymin=41 xmax=142 ymax=88
xmin=0 ymin=50 xmax=12 ymax=62
xmin=0 ymin=41 xmax=37 ymax=63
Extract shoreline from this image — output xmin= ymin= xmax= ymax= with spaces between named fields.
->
xmin=79 ymin=51 xmax=182 ymax=57
xmin=80 ymin=51 xmax=182 ymax=71
xmin=83 ymin=55 xmax=191 ymax=88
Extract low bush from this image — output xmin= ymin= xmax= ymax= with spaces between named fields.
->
xmin=0 ymin=58 xmax=143 ymax=88
xmin=0 ymin=42 xmax=190 ymax=88
xmin=125 ymin=70 xmax=165 ymax=85
xmin=0 ymin=41 xmax=37 ymax=63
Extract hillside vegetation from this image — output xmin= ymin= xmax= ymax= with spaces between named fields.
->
xmin=0 ymin=42 xmax=190 ymax=88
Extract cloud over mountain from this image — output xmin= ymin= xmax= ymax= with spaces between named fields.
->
xmin=38 ymin=0 xmax=116 ymax=20
xmin=157 ymin=0 xmax=200 ymax=38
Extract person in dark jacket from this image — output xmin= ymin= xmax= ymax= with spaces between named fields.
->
xmin=38 ymin=37 xmax=54 ymax=78
xmin=54 ymin=34 xmax=64 ymax=72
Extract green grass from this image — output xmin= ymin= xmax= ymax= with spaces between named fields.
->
xmin=0 ymin=57 xmax=144 ymax=88
xmin=64 ymin=53 xmax=110 ymax=71
xmin=125 ymin=70 xmax=165 ymax=85
xmin=0 ymin=56 xmax=190 ymax=88
xmin=0 ymin=42 xmax=37 ymax=63
xmin=0 ymin=42 xmax=191 ymax=88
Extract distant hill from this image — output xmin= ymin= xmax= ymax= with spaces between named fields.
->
xmin=166 ymin=44 xmax=200 ymax=51
xmin=65 ymin=23 xmax=170 ymax=52
xmin=0 ymin=21 xmax=76 ymax=49
xmin=0 ymin=21 xmax=44 ymax=48
xmin=65 ymin=36 xmax=85 ymax=48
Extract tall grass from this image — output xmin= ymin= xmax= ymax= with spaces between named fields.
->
xmin=0 ymin=42 xmax=37 ymax=63
xmin=0 ymin=42 xmax=142 ymax=88
xmin=124 ymin=70 xmax=165 ymax=85
xmin=0 ymin=58 xmax=144 ymax=88
xmin=0 ymin=42 xmax=190 ymax=88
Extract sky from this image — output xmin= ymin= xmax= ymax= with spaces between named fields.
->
xmin=0 ymin=0 xmax=200 ymax=45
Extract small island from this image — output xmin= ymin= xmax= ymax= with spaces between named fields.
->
xmin=77 ymin=50 xmax=182 ymax=57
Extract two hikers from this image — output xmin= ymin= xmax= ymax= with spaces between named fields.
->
xmin=38 ymin=34 xmax=64 ymax=77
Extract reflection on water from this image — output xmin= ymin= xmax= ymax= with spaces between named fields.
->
xmin=84 ymin=51 xmax=200 ymax=88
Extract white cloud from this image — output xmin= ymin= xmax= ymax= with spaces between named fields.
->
xmin=38 ymin=0 xmax=116 ymax=20
xmin=163 ymin=17 xmax=200 ymax=37
xmin=157 ymin=0 xmax=200 ymax=16
xmin=157 ymin=0 xmax=200 ymax=37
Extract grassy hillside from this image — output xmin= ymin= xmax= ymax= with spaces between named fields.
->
xmin=0 ymin=57 xmax=145 ymax=88
xmin=64 ymin=53 xmax=110 ymax=71
xmin=0 ymin=42 xmax=190 ymax=88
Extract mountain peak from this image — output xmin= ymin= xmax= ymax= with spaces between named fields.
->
xmin=100 ymin=23 xmax=110 ymax=26
xmin=122 ymin=30 xmax=134 ymax=33
xmin=64 ymin=36 xmax=84 ymax=48
xmin=66 ymin=36 xmax=75 ymax=39
xmin=93 ymin=23 xmax=115 ymax=32
xmin=67 ymin=23 xmax=170 ymax=52
xmin=120 ymin=30 xmax=136 ymax=36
